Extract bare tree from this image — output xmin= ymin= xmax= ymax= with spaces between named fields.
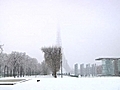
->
xmin=0 ymin=53 xmax=3 ymax=76
xmin=0 ymin=50 xmax=42 ymax=78
xmin=40 ymin=61 xmax=50 ymax=75
xmin=0 ymin=53 xmax=8 ymax=77
xmin=23 ymin=55 xmax=39 ymax=76
xmin=41 ymin=46 xmax=62 ymax=78
xmin=7 ymin=52 xmax=25 ymax=77
xmin=0 ymin=44 xmax=4 ymax=54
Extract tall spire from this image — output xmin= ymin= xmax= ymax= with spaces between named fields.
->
xmin=56 ymin=23 xmax=71 ymax=73
xmin=56 ymin=23 xmax=63 ymax=77
xmin=56 ymin=22 xmax=62 ymax=47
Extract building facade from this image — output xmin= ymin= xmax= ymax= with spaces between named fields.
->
xmin=96 ymin=58 xmax=120 ymax=76
xmin=74 ymin=64 xmax=78 ymax=76
xmin=91 ymin=64 xmax=97 ymax=76
xmin=80 ymin=64 xmax=84 ymax=77
xmin=86 ymin=64 xmax=90 ymax=76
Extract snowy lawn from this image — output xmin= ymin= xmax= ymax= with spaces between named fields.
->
xmin=0 ymin=76 xmax=120 ymax=90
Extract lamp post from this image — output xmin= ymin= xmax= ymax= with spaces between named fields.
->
xmin=61 ymin=60 xmax=63 ymax=78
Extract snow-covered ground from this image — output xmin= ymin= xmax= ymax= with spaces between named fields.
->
xmin=0 ymin=75 xmax=120 ymax=90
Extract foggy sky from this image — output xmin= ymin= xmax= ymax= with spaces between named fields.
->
xmin=0 ymin=0 xmax=120 ymax=68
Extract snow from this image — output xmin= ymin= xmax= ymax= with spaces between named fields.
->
xmin=0 ymin=75 xmax=120 ymax=90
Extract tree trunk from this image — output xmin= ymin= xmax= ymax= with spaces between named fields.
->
xmin=23 ymin=70 xmax=25 ymax=77
xmin=53 ymin=70 xmax=57 ymax=78
xmin=20 ymin=66 xmax=22 ymax=77
xmin=17 ymin=66 xmax=20 ymax=77
xmin=10 ymin=69 xmax=12 ymax=77
xmin=7 ymin=66 xmax=9 ymax=77
xmin=13 ymin=67 xmax=16 ymax=78
xmin=4 ymin=65 xmax=7 ymax=77
xmin=0 ymin=65 xmax=1 ymax=76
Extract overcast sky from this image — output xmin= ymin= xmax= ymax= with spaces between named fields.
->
xmin=0 ymin=0 xmax=120 ymax=68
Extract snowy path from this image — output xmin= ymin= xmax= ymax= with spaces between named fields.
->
xmin=0 ymin=76 xmax=120 ymax=90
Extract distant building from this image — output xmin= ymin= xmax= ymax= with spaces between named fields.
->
xmin=74 ymin=64 xmax=78 ymax=76
xmin=86 ymin=64 xmax=90 ymax=76
xmin=96 ymin=65 xmax=102 ymax=75
xmin=91 ymin=64 xmax=94 ymax=76
xmin=91 ymin=64 xmax=97 ymax=76
xmin=96 ymin=58 xmax=120 ymax=76
xmin=80 ymin=64 xmax=84 ymax=77
xmin=84 ymin=67 xmax=86 ymax=76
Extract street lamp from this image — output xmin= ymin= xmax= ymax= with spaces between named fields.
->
xmin=61 ymin=60 xmax=63 ymax=78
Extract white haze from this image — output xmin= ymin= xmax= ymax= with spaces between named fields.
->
xmin=0 ymin=0 xmax=120 ymax=68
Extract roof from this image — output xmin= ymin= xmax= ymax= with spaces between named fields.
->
xmin=95 ymin=58 xmax=120 ymax=61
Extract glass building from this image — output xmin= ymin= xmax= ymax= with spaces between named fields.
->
xmin=102 ymin=59 xmax=114 ymax=75
xmin=117 ymin=60 xmax=120 ymax=75
xmin=96 ymin=58 xmax=120 ymax=76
